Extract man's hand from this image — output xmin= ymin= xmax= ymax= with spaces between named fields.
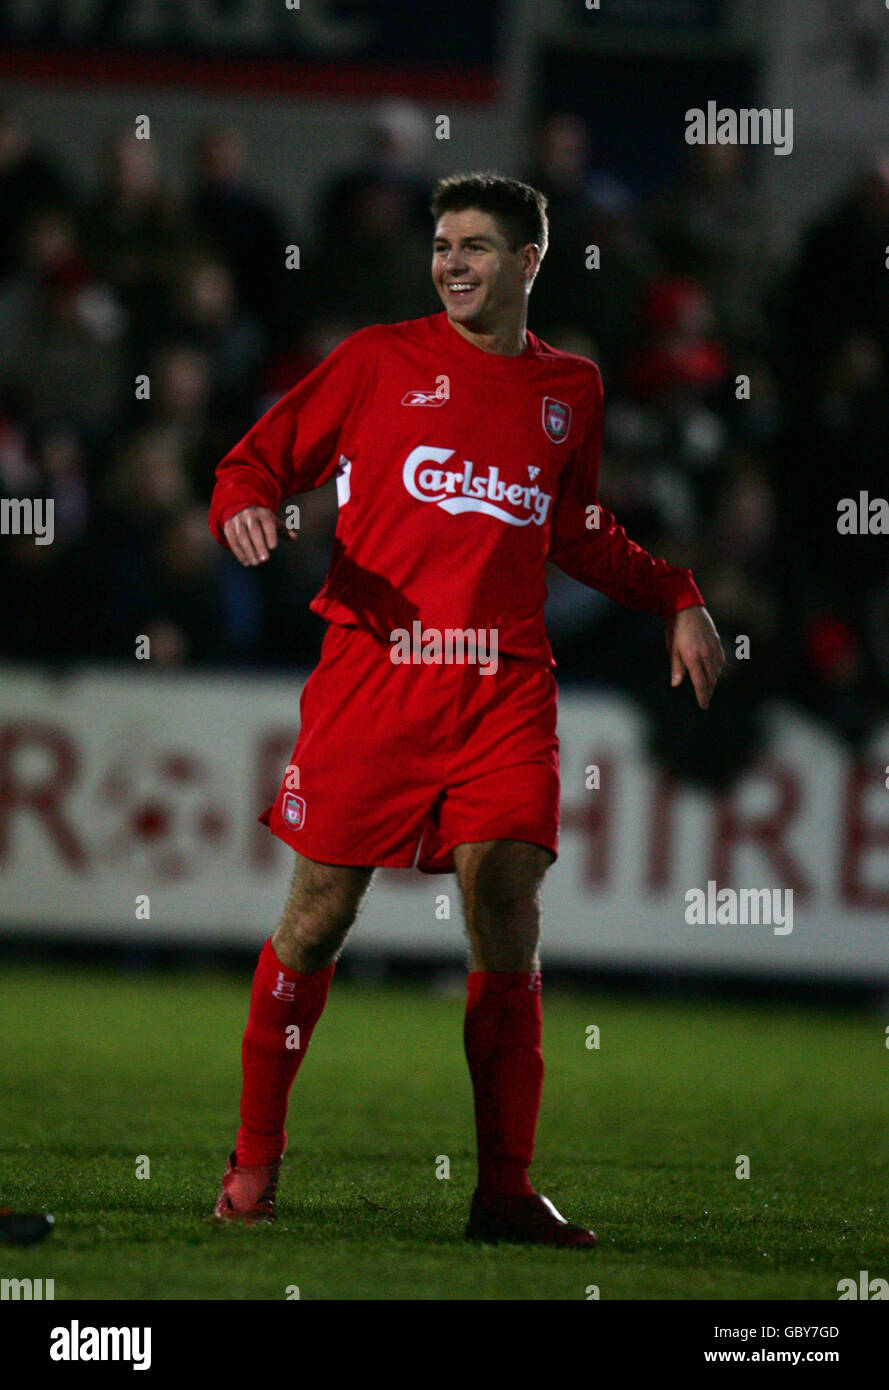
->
xmin=222 ymin=506 xmax=298 ymax=566
xmin=665 ymin=605 xmax=725 ymax=709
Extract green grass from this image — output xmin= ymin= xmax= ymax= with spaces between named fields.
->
xmin=1 ymin=963 xmax=886 ymax=1300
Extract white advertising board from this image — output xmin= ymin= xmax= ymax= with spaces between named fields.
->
xmin=0 ymin=664 xmax=887 ymax=981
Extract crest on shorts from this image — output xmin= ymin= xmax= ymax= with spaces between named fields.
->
xmin=282 ymin=793 xmax=306 ymax=830
xmin=542 ymin=397 xmax=571 ymax=443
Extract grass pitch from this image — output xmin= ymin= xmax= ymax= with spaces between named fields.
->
xmin=0 ymin=962 xmax=886 ymax=1300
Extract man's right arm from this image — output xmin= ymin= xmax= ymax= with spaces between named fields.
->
xmin=209 ymin=326 xmax=378 ymax=566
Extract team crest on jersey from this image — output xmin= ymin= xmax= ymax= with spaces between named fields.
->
xmin=282 ymin=793 xmax=306 ymax=830
xmin=542 ymin=397 xmax=571 ymax=442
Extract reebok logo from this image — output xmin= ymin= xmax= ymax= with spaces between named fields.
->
xmin=402 ymin=375 xmax=449 ymax=406
xmin=402 ymin=446 xmax=552 ymax=526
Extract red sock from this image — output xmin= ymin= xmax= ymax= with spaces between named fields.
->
xmin=464 ymin=971 xmax=543 ymax=1198
xmin=235 ymin=939 xmax=335 ymax=1166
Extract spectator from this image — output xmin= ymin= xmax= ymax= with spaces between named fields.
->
xmin=0 ymin=207 xmax=127 ymax=450
xmin=310 ymin=177 xmax=434 ymax=330
xmin=0 ymin=419 xmax=94 ymax=661
xmin=524 ymin=113 xmax=656 ymax=370
xmin=168 ymin=253 xmax=265 ymax=437
xmin=115 ymin=342 xmax=226 ymax=505
xmin=309 ymin=101 xmax=434 ymax=330
xmin=192 ymin=125 xmax=299 ymax=347
xmin=646 ymin=143 xmax=768 ymax=346
xmin=0 ymin=104 xmax=71 ymax=285
xmin=318 ymin=100 xmax=431 ymax=247
xmin=782 ymin=157 xmax=889 ymax=404
xmin=82 ymin=128 xmax=201 ymax=358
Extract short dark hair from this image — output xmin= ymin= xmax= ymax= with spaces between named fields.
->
xmin=431 ymin=172 xmax=549 ymax=260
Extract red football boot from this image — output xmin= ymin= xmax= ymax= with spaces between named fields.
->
xmin=213 ymin=1152 xmax=282 ymax=1225
xmin=466 ymin=1190 xmax=597 ymax=1248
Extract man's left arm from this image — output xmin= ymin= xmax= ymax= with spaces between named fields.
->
xmin=547 ymin=367 xmax=725 ymax=708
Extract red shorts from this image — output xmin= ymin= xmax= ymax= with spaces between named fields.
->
xmin=261 ymin=623 xmax=560 ymax=873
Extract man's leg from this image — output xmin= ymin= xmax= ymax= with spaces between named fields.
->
xmin=271 ymin=852 xmax=375 ymax=973
xmin=214 ymin=853 xmax=373 ymax=1221
xmin=455 ymin=839 xmax=550 ymax=1197
xmin=455 ymin=839 xmax=596 ymax=1246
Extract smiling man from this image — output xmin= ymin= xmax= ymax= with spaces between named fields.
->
xmin=207 ymin=172 xmax=724 ymax=1246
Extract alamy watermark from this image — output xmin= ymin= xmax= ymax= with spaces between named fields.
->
xmin=837 ymin=492 xmax=889 ymax=534
xmin=390 ymin=622 xmax=498 ymax=675
xmin=837 ymin=1270 xmax=888 ymax=1299
xmin=2 ymin=1277 xmax=54 ymax=1300
xmin=685 ymin=881 xmax=793 ymax=935
xmin=50 ymin=1322 xmax=151 ymax=1370
xmin=685 ymin=102 xmax=793 ymax=157
xmin=1 ymin=498 xmax=54 ymax=545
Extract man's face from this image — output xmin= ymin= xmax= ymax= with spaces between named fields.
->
xmin=432 ymin=209 xmax=534 ymax=331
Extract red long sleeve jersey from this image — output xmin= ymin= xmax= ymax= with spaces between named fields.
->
xmin=209 ymin=311 xmax=703 ymax=667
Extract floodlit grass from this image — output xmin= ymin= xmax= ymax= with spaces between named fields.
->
xmin=1 ymin=964 xmax=886 ymax=1300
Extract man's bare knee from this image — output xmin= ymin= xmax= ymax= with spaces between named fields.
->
xmin=454 ymin=840 xmax=553 ymax=971
xmin=456 ymin=840 xmax=552 ymax=913
xmin=272 ymin=854 xmax=374 ymax=971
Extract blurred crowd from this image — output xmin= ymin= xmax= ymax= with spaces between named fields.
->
xmin=2 ymin=99 xmax=888 ymax=786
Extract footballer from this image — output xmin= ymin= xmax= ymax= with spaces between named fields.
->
xmin=207 ymin=173 xmax=724 ymax=1245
